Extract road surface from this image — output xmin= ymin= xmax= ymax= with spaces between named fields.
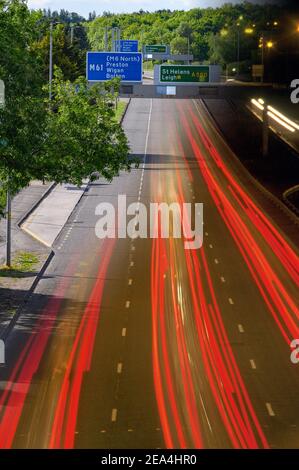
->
xmin=0 ymin=98 xmax=298 ymax=449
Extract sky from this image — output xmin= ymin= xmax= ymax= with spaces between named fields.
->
xmin=27 ymin=0 xmax=282 ymax=19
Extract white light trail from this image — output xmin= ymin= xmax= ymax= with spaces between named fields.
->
xmin=251 ymin=98 xmax=298 ymax=133
xmin=267 ymin=111 xmax=295 ymax=132
xmin=267 ymin=105 xmax=299 ymax=131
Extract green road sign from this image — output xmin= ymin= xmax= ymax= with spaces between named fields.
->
xmin=145 ymin=44 xmax=168 ymax=54
xmin=160 ymin=65 xmax=210 ymax=83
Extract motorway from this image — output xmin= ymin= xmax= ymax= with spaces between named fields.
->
xmin=0 ymin=98 xmax=299 ymax=449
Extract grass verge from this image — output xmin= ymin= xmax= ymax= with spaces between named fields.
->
xmin=114 ymin=101 xmax=127 ymax=123
xmin=0 ymin=251 xmax=39 ymax=278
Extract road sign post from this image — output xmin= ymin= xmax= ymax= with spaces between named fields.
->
xmin=252 ymin=64 xmax=264 ymax=82
xmin=87 ymin=52 xmax=142 ymax=83
xmin=262 ymin=104 xmax=269 ymax=157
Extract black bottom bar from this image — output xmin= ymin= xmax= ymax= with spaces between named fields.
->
xmin=0 ymin=450 xmax=298 ymax=467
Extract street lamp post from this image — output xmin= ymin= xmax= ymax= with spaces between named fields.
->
xmin=237 ymin=27 xmax=240 ymax=75
xmin=236 ymin=15 xmax=243 ymax=75
xmin=260 ymin=33 xmax=274 ymax=83
xmin=70 ymin=23 xmax=74 ymax=45
xmin=6 ymin=185 xmax=11 ymax=268
xmin=262 ymin=102 xmax=269 ymax=157
xmin=112 ymin=27 xmax=121 ymax=52
xmin=70 ymin=24 xmax=84 ymax=46
xmin=104 ymin=26 xmax=108 ymax=51
xmin=0 ymin=80 xmax=11 ymax=267
xmin=49 ymin=22 xmax=53 ymax=101
xmin=49 ymin=21 xmax=62 ymax=102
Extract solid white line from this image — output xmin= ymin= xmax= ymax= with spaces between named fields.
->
xmin=145 ymin=98 xmax=153 ymax=163
xmin=137 ymin=98 xmax=153 ymax=202
xmin=199 ymin=392 xmax=213 ymax=433
xmin=111 ymin=408 xmax=118 ymax=422
xmin=266 ymin=403 xmax=275 ymax=417
xmin=250 ymin=359 xmax=257 ymax=370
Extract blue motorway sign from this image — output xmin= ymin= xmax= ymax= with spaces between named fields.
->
xmin=87 ymin=52 xmax=142 ymax=83
xmin=118 ymin=40 xmax=138 ymax=52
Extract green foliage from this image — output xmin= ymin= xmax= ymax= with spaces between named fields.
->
xmin=0 ymin=1 xmax=132 ymax=215
xmin=0 ymin=251 xmax=39 ymax=277
xmin=32 ymin=21 xmax=88 ymax=81
xmin=87 ymin=4 xmax=282 ymax=63
xmin=114 ymin=100 xmax=127 ymax=123
xmin=40 ymin=70 xmax=133 ymax=185
xmin=0 ymin=0 xmax=46 ymax=195
xmin=0 ymin=186 xmax=5 ymax=217
xmin=170 ymin=37 xmax=188 ymax=55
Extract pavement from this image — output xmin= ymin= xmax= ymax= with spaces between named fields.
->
xmin=0 ymin=181 xmax=53 ymax=335
xmin=0 ymin=181 xmax=53 ymax=265
xmin=0 ymin=98 xmax=298 ymax=449
xmin=21 ymin=182 xmax=87 ymax=247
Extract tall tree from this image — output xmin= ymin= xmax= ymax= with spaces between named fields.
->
xmin=0 ymin=1 xmax=132 ymax=210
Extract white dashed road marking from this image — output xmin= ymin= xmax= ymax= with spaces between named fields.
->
xmin=111 ymin=409 xmax=118 ymax=422
xmin=266 ymin=403 xmax=275 ymax=417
